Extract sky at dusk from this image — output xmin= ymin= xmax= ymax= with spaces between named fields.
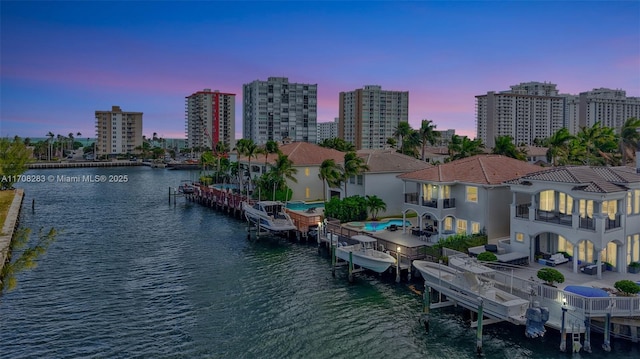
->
xmin=1 ymin=1 xmax=639 ymax=141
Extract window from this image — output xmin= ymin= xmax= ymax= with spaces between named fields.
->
xmin=304 ymin=168 xmax=310 ymax=176
xmin=579 ymin=199 xmax=593 ymax=218
xmin=558 ymin=192 xmax=573 ymax=214
xmin=558 ymin=235 xmax=573 ymax=254
xmin=578 ymin=241 xmax=594 ymax=263
xmin=466 ymin=186 xmax=478 ymax=203
xmin=456 ymin=219 xmax=467 ymax=234
xmin=539 ymin=190 xmax=555 ymax=211
xmin=516 ymin=232 xmax=524 ymax=243
xmin=471 ymin=222 xmax=480 ymax=234
xmin=423 ymin=184 xmax=438 ymax=201
xmin=305 ymin=187 xmax=310 ymax=199
xmin=357 ymin=175 xmax=363 ymax=185
xmin=601 ymin=242 xmax=617 ymax=268
xmin=627 ymin=234 xmax=640 ymax=264
xmin=444 ymin=217 xmax=453 ymax=232
xmin=602 ymin=200 xmax=617 ymax=220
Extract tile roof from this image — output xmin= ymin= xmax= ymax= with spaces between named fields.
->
xmin=397 ymin=155 xmax=543 ymax=185
xmin=356 ymin=149 xmax=432 ymax=173
xmin=506 ymin=166 xmax=640 ymax=193
xmin=239 ymin=142 xmax=346 ymax=166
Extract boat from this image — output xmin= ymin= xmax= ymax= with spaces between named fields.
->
xmin=412 ymin=260 xmax=529 ymax=325
xmin=178 ymin=180 xmax=195 ymax=194
xmin=335 ymin=235 xmax=397 ymax=273
xmin=242 ymin=201 xmax=297 ymax=232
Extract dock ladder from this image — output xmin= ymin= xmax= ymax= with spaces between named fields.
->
xmin=571 ymin=322 xmax=582 ymax=353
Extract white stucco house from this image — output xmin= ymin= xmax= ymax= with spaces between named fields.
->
xmin=505 ymin=166 xmax=640 ymax=278
xmin=397 ymin=155 xmax=543 ymax=242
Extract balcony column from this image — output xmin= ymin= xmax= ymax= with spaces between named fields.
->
xmin=571 ymin=197 xmax=579 ymax=229
xmin=572 ymin=245 xmax=579 ymax=274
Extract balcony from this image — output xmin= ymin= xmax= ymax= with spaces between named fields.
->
xmin=516 ymin=203 xmax=530 ymax=218
xmin=605 ymin=215 xmax=621 ymax=230
xmin=535 ymin=209 xmax=571 ymax=226
xmin=442 ymin=198 xmax=456 ymax=209
xmin=421 ymin=198 xmax=437 ymax=208
xmin=579 ymin=217 xmax=595 ymax=230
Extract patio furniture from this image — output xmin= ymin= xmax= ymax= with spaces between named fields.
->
xmin=546 ymin=253 xmax=569 ymax=266
xmin=581 ymin=262 xmax=604 ymax=275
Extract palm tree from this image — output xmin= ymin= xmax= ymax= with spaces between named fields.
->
xmin=241 ymin=139 xmax=260 ymax=195
xmin=365 ymin=195 xmax=386 ymax=220
xmin=272 ymin=153 xmax=298 ymax=201
xmin=620 ymin=117 xmax=640 ymax=165
xmin=403 ymin=130 xmax=421 ymax=158
xmin=544 ymin=127 xmax=573 ymax=166
xmin=46 ymin=131 xmax=54 ymax=161
xmin=419 ymin=119 xmax=441 ymax=161
xmin=233 ymin=139 xmax=249 ymax=193
xmin=573 ymin=122 xmax=618 ymax=165
xmin=448 ymin=136 xmax=484 ymax=161
xmin=393 ymin=122 xmax=412 ymax=154
xmin=342 ymin=151 xmax=369 ymax=198
xmin=262 ymin=140 xmax=280 ymax=173
xmin=492 ymin=135 xmax=526 ymax=160
xmin=318 ymin=159 xmax=342 ymax=202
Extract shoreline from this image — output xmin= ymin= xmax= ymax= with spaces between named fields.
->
xmin=0 ymin=189 xmax=24 ymax=273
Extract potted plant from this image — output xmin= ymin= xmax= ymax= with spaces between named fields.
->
xmin=628 ymin=262 xmax=640 ymax=274
xmin=604 ymin=262 xmax=614 ymax=271
xmin=477 ymin=251 xmax=498 ymax=262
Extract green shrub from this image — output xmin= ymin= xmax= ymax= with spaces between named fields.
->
xmin=629 ymin=262 xmax=640 ymax=268
xmin=477 ymin=251 xmax=498 ymax=262
xmin=537 ymin=267 xmax=565 ymax=287
xmin=614 ymin=280 xmax=640 ymax=296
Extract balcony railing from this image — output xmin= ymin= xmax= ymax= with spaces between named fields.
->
xmin=579 ymin=217 xmax=595 ymax=230
xmin=421 ymin=199 xmax=437 ymax=208
xmin=442 ymin=198 xmax=456 ymax=209
xmin=404 ymin=192 xmax=419 ymax=205
xmin=516 ymin=203 xmax=530 ymax=218
xmin=605 ymin=214 xmax=621 ymax=230
xmin=535 ymin=210 xmax=572 ymax=226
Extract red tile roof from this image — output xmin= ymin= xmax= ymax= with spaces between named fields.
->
xmin=239 ymin=142 xmax=346 ymax=166
xmin=397 ymin=155 xmax=543 ymax=185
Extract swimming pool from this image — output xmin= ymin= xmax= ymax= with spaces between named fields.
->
xmin=356 ymin=219 xmax=412 ymax=231
xmin=285 ymin=201 xmax=325 ymax=211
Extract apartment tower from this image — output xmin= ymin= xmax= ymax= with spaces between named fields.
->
xmin=95 ymin=105 xmax=143 ymax=156
xmin=476 ymin=82 xmax=565 ymax=148
xmin=317 ymin=118 xmax=339 ymax=143
xmin=565 ymin=88 xmax=640 ymax=134
xmin=185 ymin=89 xmax=236 ymax=150
xmin=339 ymin=85 xmax=409 ymax=150
xmin=243 ymin=77 xmax=317 ymax=145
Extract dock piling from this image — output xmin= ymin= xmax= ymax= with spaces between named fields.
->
xmin=602 ymin=313 xmax=611 ymax=352
xmin=422 ymin=284 xmax=430 ymax=333
xmin=476 ymin=298 xmax=484 ymax=355
xmin=560 ymin=306 xmax=567 ymax=352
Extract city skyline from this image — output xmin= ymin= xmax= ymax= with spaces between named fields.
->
xmin=1 ymin=1 xmax=638 ymax=141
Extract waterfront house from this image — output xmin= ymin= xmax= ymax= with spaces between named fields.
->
xmin=505 ymin=166 xmax=640 ymax=278
xmin=335 ymin=149 xmax=431 ymax=216
xmin=238 ymin=141 xmax=345 ymax=201
xmin=397 ymin=155 xmax=542 ymax=242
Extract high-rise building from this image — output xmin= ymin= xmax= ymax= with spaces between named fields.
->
xmin=317 ymin=118 xmax=339 ymax=143
xmin=476 ymin=82 xmax=565 ymax=148
xmin=339 ymin=85 xmax=409 ymax=150
xmin=565 ymin=88 xmax=640 ymax=134
xmin=243 ymin=77 xmax=317 ymax=145
xmin=185 ymin=89 xmax=236 ymax=150
xmin=95 ymin=105 xmax=143 ymax=156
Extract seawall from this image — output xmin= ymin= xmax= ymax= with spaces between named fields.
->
xmin=0 ymin=189 xmax=24 ymax=272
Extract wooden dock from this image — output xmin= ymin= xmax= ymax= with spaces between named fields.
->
xmin=0 ymin=189 xmax=24 ymax=274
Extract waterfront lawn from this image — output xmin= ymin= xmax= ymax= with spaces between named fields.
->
xmin=0 ymin=190 xmax=15 ymax=230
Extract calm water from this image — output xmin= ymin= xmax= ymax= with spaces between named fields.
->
xmin=1 ymin=167 xmax=637 ymax=358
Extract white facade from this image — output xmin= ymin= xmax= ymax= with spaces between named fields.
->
xmin=566 ymin=88 xmax=640 ymax=134
xmin=95 ymin=106 xmax=143 ymax=156
xmin=243 ymin=77 xmax=317 ymax=145
xmin=185 ymin=89 xmax=236 ymax=150
xmin=317 ymin=118 xmax=339 ymax=143
xmin=476 ymin=82 xmax=565 ymax=148
xmin=507 ymin=166 xmax=640 ymax=278
xmin=339 ymin=85 xmax=409 ymax=150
